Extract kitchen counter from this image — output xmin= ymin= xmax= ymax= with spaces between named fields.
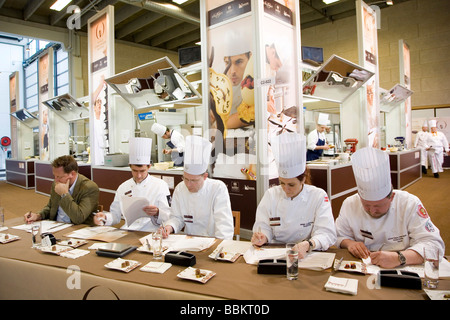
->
xmin=5 ymin=158 xmax=36 ymax=189
xmin=387 ymin=148 xmax=421 ymax=189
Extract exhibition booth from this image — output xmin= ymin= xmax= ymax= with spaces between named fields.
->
xmin=5 ymin=0 xmax=431 ymax=236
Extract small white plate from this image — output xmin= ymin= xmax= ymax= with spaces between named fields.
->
xmin=59 ymin=239 xmax=88 ymax=248
xmin=104 ymin=258 xmax=141 ymax=273
xmin=40 ymin=244 xmax=72 ymax=255
xmin=177 ymin=267 xmax=216 ymax=284
xmin=208 ymin=248 xmax=241 ymax=262
xmin=0 ymin=233 xmax=20 ymax=244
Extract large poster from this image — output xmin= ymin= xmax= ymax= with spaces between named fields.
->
xmin=9 ymin=72 xmax=18 ymax=158
xmin=206 ymin=0 xmax=256 ymax=180
xmin=88 ymin=6 xmax=114 ymax=165
xmin=357 ymin=0 xmax=380 ymax=148
xmin=400 ymin=40 xmax=412 ymax=147
xmin=39 ymin=53 xmax=51 ymax=160
xmin=261 ymin=0 xmax=301 ymax=180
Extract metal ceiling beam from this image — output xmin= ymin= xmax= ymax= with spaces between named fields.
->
xmin=116 ymin=10 xmax=162 ymax=39
xmin=23 ymin=0 xmax=45 ymax=21
xmin=120 ymin=0 xmax=199 ymax=25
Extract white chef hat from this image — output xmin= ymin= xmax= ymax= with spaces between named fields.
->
xmin=184 ymin=135 xmax=212 ymax=175
xmin=351 ymin=147 xmax=392 ymax=201
xmin=422 ymin=120 xmax=428 ymax=127
xmin=428 ymin=120 xmax=437 ymax=128
xmin=223 ymin=28 xmax=252 ymax=57
xmin=151 ymin=123 xmax=167 ymax=137
xmin=129 ymin=137 xmax=152 ymax=165
xmin=271 ymin=132 xmax=307 ymax=179
xmin=317 ymin=113 xmax=329 ymax=126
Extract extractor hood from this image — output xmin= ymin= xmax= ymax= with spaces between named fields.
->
xmin=10 ymin=109 xmax=39 ymax=128
xmin=105 ymin=56 xmax=201 ymax=110
xmin=42 ymin=93 xmax=89 ymax=122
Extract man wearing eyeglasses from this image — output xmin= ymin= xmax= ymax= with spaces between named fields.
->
xmin=163 ymin=136 xmax=234 ymax=240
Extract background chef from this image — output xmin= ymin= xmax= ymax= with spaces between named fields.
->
xmin=426 ymin=119 xmax=450 ymax=178
xmin=414 ymin=120 xmax=430 ymax=174
xmin=93 ymin=137 xmax=171 ymax=231
xmin=151 ymin=123 xmax=185 ymax=166
xmin=163 ymin=135 xmax=234 ymax=240
xmin=307 ymin=113 xmax=332 ymax=161
xmin=251 ymin=132 xmax=337 ymax=258
xmin=335 ymin=147 xmax=445 ymax=268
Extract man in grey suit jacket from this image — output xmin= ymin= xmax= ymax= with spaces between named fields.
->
xmin=24 ymin=155 xmax=99 ymax=225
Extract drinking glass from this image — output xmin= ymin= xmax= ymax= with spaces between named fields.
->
xmin=286 ymin=243 xmax=298 ymax=280
xmin=0 ymin=207 xmax=4 ymax=228
xmin=423 ymin=247 xmax=439 ymax=289
xmin=152 ymin=229 xmax=163 ymax=260
xmin=31 ymin=223 xmax=41 ymax=248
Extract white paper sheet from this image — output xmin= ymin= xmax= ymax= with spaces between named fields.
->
xmin=139 ymin=234 xmax=216 ymax=252
xmin=362 ymin=256 xmax=450 ymax=278
xmin=12 ymin=220 xmax=72 ymax=233
xmin=120 ymin=196 xmax=150 ymax=227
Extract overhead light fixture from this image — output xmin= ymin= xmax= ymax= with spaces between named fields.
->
xmin=386 ymin=0 xmax=394 ymax=5
xmin=322 ymin=0 xmax=340 ymax=4
xmin=50 ymin=0 xmax=72 ymax=11
xmin=173 ymin=0 xmax=189 ymax=4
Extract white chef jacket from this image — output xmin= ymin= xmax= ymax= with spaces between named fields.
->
xmin=426 ymin=131 xmax=449 ymax=173
xmin=252 ymin=184 xmax=337 ymax=250
xmin=336 ymin=190 xmax=445 ymax=259
xmin=307 ymin=129 xmax=327 ymax=151
xmin=166 ymin=178 xmax=234 ymax=240
xmin=170 ymin=130 xmax=185 ymax=153
xmin=414 ymin=131 xmax=430 ymax=166
xmin=105 ymin=174 xmax=171 ymax=232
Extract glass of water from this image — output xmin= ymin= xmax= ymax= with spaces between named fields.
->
xmin=0 ymin=207 xmax=4 ymax=228
xmin=152 ymin=229 xmax=163 ymax=260
xmin=31 ymin=223 xmax=41 ymax=248
xmin=423 ymin=247 xmax=439 ymax=289
xmin=286 ymin=243 xmax=298 ymax=280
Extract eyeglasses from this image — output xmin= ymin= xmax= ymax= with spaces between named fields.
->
xmin=182 ymin=176 xmax=202 ymax=184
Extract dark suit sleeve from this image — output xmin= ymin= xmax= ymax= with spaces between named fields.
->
xmin=59 ymin=177 xmax=99 ymax=225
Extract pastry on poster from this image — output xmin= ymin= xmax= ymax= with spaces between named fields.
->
xmin=236 ymin=54 xmax=255 ymax=125
xmin=209 ymin=67 xmax=233 ymax=139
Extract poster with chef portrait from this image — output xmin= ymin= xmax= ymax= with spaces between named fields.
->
xmin=88 ymin=6 xmax=114 ymax=165
xmin=39 ymin=52 xmax=52 ymax=160
xmin=206 ymin=0 xmax=256 ymax=180
xmin=261 ymin=0 xmax=300 ymax=179
xmin=357 ymin=0 xmax=380 ymax=148
xmin=400 ymin=40 xmax=412 ymax=147
xmin=9 ymin=72 xmax=19 ymax=158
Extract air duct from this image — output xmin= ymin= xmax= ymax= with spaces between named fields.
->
xmin=120 ymin=0 xmax=200 ymax=25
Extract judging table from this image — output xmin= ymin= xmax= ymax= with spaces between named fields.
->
xmin=1 ymin=218 xmax=448 ymax=300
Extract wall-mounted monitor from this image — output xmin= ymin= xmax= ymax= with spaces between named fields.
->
xmin=302 ymin=46 xmax=324 ymax=64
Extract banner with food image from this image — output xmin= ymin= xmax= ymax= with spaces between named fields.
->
xmin=88 ymin=6 xmax=114 ymax=165
xmin=357 ymin=0 xmax=380 ymax=148
xmin=206 ymin=0 xmax=256 ymax=180
xmin=261 ymin=0 xmax=302 ymax=180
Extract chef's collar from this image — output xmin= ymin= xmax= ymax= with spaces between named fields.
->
xmin=133 ymin=172 xmax=150 ymax=186
xmin=282 ymin=183 xmax=308 ymax=201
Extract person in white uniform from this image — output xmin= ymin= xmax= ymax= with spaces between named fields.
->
xmin=426 ymin=119 xmax=450 ymax=178
xmin=414 ymin=121 xmax=430 ymax=174
xmin=336 ymin=147 xmax=445 ymax=268
xmin=151 ymin=123 xmax=185 ymax=166
xmin=251 ymin=132 xmax=337 ymax=258
xmin=93 ymin=137 xmax=171 ymax=232
xmin=163 ymin=135 xmax=234 ymax=240
xmin=306 ymin=113 xmax=331 ymax=161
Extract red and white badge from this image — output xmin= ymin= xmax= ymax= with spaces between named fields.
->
xmin=417 ymin=204 xmax=429 ymax=219
xmin=324 ymin=196 xmax=329 ymax=202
